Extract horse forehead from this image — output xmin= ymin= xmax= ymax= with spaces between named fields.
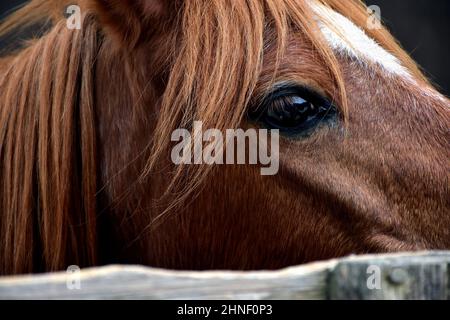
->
xmin=310 ymin=3 xmax=411 ymax=79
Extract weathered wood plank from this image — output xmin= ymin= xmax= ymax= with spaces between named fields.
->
xmin=328 ymin=252 xmax=450 ymax=300
xmin=0 ymin=251 xmax=449 ymax=300
xmin=0 ymin=261 xmax=333 ymax=300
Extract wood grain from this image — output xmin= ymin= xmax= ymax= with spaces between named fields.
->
xmin=0 ymin=251 xmax=448 ymax=300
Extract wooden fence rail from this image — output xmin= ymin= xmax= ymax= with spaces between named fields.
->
xmin=0 ymin=251 xmax=449 ymax=300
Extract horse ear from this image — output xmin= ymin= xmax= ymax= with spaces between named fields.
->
xmin=93 ymin=0 xmax=174 ymax=47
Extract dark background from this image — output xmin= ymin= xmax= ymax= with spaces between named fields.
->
xmin=1 ymin=0 xmax=449 ymax=95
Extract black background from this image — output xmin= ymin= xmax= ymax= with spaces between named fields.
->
xmin=1 ymin=0 xmax=449 ymax=95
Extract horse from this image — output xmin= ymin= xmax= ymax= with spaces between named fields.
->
xmin=0 ymin=0 xmax=448 ymax=275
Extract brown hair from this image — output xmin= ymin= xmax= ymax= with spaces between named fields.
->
xmin=0 ymin=14 xmax=99 ymax=273
xmin=0 ymin=0 xmax=427 ymax=274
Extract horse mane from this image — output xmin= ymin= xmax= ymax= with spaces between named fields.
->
xmin=0 ymin=0 xmax=428 ymax=274
xmin=0 ymin=11 xmax=99 ymax=274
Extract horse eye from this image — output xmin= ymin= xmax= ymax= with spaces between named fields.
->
xmin=249 ymin=86 xmax=337 ymax=136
